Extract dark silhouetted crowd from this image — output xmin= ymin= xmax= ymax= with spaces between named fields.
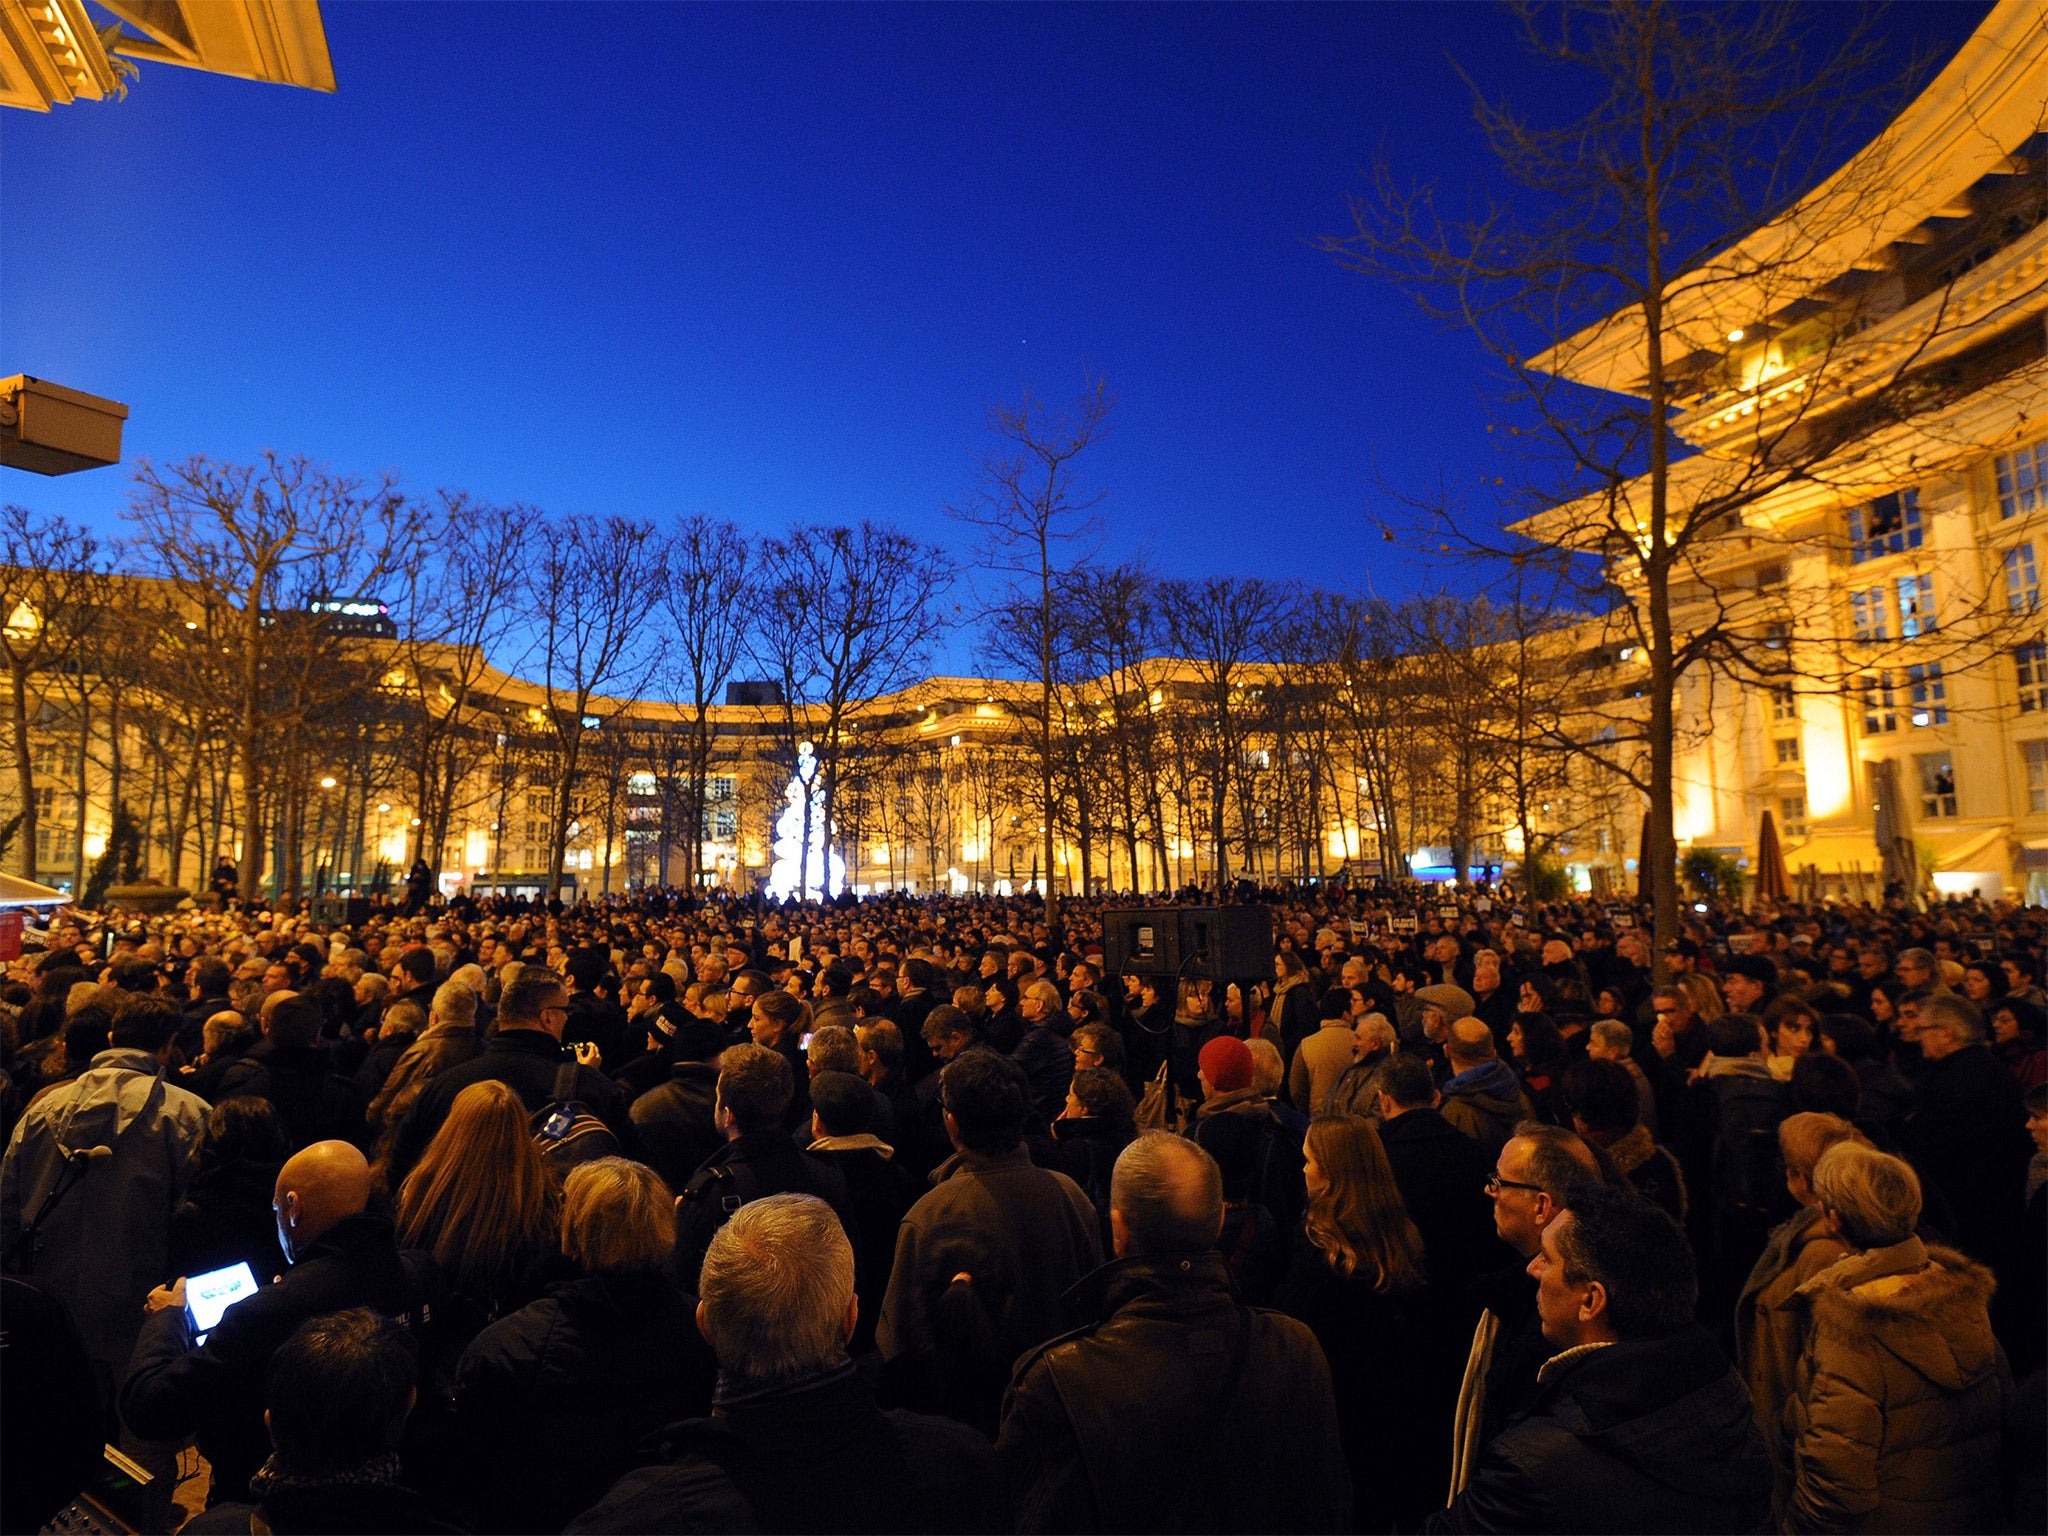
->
xmin=3 ymin=882 xmax=2043 ymax=1534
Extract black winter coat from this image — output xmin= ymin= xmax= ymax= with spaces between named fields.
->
xmin=1379 ymin=1106 xmax=1513 ymax=1290
xmin=563 ymin=992 xmax=631 ymax=1071
xmin=1898 ymin=1044 xmax=2030 ymax=1268
xmin=671 ymin=1129 xmax=850 ymax=1288
xmin=997 ymin=1253 xmax=1350 ymax=1534
xmin=1051 ymin=1116 xmax=1128 ymax=1244
xmin=1275 ymin=1241 xmax=1465 ymax=1531
xmin=214 ymin=1041 xmax=368 ymax=1151
xmin=629 ymin=1060 xmax=722 ymax=1195
xmin=1423 ymin=1325 xmax=1772 ymax=1534
xmin=804 ymin=1141 xmax=920 ymax=1357
xmin=567 ymin=1363 xmax=1004 ymax=1534
xmin=353 ymin=1030 xmax=416 ymax=1103
xmin=386 ymin=1029 xmax=633 ymax=1186
xmin=121 ymin=1213 xmax=423 ymax=1503
xmin=452 ymin=1271 xmax=717 ymax=1535
xmin=167 ymin=1157 xmax=287 ymax=1283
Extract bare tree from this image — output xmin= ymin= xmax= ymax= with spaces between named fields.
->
xmin=1308 ymin=591 xmax=1413 ymax=879
xmin=385 ymin=493 xmax=532 ymax=879
xmin=952 ymin=380 xmax=1111 ymax=926
xmin=753 ymin=523 xmax=951 ymax=897
xmin=524 ymin=515 xmax=664 ymax=894
xmin=659 ymin=515 xmax=753 ymax=892
xmin=1328 ymin=3 xmax=2037 ymax=950
xmin=126 ymin=454 xmax=412 ymax=903
xmin=1064 ymin=561 xmax=1174 ymax=890
xmin=1157 ymin=577 xmax=1294 ymax=893
xmin=1 ymin=508 xmax=112 ymax=882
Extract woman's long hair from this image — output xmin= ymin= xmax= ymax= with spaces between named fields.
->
xmin=1303 ymin=1115 xmax=1426 ymax=1295
xmin=395 ymin=1080 xmax=558 ymax=1296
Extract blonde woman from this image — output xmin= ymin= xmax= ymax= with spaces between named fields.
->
xmin=1275 ymin=1115 xmax=1445 ymax=1530
xmin=453 ymin=1159 xmax=716 ymax=1535
xmin=1783 ymin=1144 xmax=2005 ymax=1533
xmin=1734 ymin=1112 xmax=1867 ymax=1489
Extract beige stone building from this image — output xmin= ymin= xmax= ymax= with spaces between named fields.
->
xmin=1520 ymin=0 xmax=2048 ymax=903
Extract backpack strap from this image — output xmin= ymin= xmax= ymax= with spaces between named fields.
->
xmin=4 ymin=1071 xmax=165 ymax=1276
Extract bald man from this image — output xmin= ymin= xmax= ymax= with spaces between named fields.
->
xmin=122 ymin=1141 xmax=423 ymax=1504
xmin=998 ymin=1133 xmax=1350 ymax=1532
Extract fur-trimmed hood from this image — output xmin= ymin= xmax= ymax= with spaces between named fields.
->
xmin=1799 ymin=1235 xmax=1999 ymax=1393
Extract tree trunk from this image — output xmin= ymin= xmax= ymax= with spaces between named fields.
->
xmin=10 ymin=662 xmax=35 ymax=881
xmin=237 ymin=590 xmax=264 ymax=904
xmin=73 ymin=695 xmax=90 ymax=896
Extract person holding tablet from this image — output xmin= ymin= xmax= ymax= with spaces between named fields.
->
xmin=121 ymin=1141 xmax=426 ymax=1506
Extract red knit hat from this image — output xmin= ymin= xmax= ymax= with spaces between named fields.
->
xmin=1198 ymin=1035 xmax=1255 ymax=1094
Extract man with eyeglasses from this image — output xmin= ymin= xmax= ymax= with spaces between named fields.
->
xmin=384 ymin=967 xmax=632 ymax=1186
xmin=1449 ymin=1124 xmax=1603 ymax=1503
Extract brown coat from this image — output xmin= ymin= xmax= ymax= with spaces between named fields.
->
xmin=1783 ymin=1236 xmax=2009 ymax=1534
xmin=367 ymin=1021 xmax=483 ymax=1143
xmin=1736 ymin=1206 xmax=1852 ymax=1491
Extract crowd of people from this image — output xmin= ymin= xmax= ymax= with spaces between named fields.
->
xmin=1 ymin=879 xmax=2043 ymax=1534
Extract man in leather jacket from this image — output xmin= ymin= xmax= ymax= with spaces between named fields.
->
xmin=996 ymin=1132 xmax=1349 ymax=1533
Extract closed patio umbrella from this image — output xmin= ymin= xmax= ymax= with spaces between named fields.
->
xmin=1754 ymin=810 xmax=1790 ymax=904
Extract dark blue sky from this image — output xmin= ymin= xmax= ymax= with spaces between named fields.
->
xmin=5 ymin=1 xmax=1989 ymax=664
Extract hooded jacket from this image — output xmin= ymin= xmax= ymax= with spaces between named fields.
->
xmin=1439 ymin=1060 xmax=1533 ymax=1156
xmin=0 ymin=1047 xmax=209 ymax=1369
xmin=1784 ymin=1236 xmax=2009 ymax=1534
xmin=1735 ymin=1205 xmax=1852 ymax=1483
xmin=1425 ymin=1325 xmax=1772 ymax=1534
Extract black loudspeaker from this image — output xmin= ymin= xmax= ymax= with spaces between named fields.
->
xmin=1102 ymin=906 xmax=1275 ymax=979
xmin=1179 ymin=906 xmax=1275 ymax=980
xmin=308 ymin=896 xmax=372 ymax=928
xmin=1103 ymin=909 xmax=1183 ymax=976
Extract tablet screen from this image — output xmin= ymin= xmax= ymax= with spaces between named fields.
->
xmin=185 ymin=1262 xmax=259 ymax=1341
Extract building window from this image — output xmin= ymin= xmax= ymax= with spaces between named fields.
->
xmin=1770 ymin=686 xmax=1797 ymax=722
xmin=1779 ymin=795 xmax=1808 ymax=838
xmin=2024 ymin=740 xmax=2048 ymax=815
xmin=1896 ymin=573 xmax=1936 ymax=636
xmin=627 ymin=772 xmax=657 ymax=797
xmin=2018 ymin=642 xmax=2048 ymax=712
xmin=1862 ymin=673 xmax=1898 ymax=735
xmin=1906 ymin=663 xmax=1948 ymax=726
xmin=1773 ymin=737 xmax=1801 ymax=765
xmin=1848 ymin=489 xmax=1922 ymax=563
xmin=712 ymin=809 xmax=737 ymax=841
xmin=1996 ymin=439 xmax=2046 ymax=519
xmin=2007 ymin=543 xmax=2040 ymax=612
xmin=1916 ymin=751 xmax=1957 ymax=818
xmin=708 ymin=776 xmax=736 ymax=803
xmin=1850 ymin=587 xmax=1888 ymax=641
